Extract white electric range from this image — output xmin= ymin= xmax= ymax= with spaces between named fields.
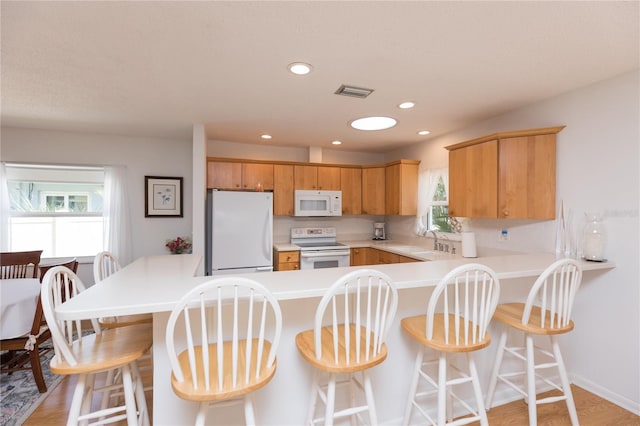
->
xmin=290 ymin=227 xmax=350 ymax=269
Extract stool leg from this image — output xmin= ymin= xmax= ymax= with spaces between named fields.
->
xmin=195 ymin=402 xmax=207 ymax=426
xmin=363 ymin=371 xmax=378 ymax=425
xmin=132 ymin=361 xmax=150 ymax=426
xmin=468 ymin=353 xmax=489 ymax=426
xmin=551 ymin=336 xmax=579 ymax=425
xmin=68 ymin=374 xmax=87 ymax=426
xmin=121 ymin=364 xmax=138 ymax=426
xmin=306 ymin=371 xmax=320 ymax=425
xmin=525 ymin=334 xmax=537 ymax=426
xmin=244 ymin=393 xmax=256 ymax=426
xmin=325 ymin=373 xmax=336 ymax=426
xmin=437 ymin=353 xmax=447 ymax=426
xmin=402 ymin=346 xmax=424 ymax=426
xmin=485 ymin=328 xmax=507 ymax=409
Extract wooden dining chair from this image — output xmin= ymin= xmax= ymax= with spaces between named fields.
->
xmin=0 ymin=250 xmax=43 ymax=279
xmin=165 ymin=276 xmax=283 ymax=426
xmin=295 ymin=269 xmax=398 ymax=426
xmin=40 ymin=265 xmax=152 ymax=425
xmin=0 ymin=250 xmax=50 ymax=392
xmin=485 ymin=258 xmax=583 ymax=426
xmin=401 ymin=263 xmax=501 ymax=426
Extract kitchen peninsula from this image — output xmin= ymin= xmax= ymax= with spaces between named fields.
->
xmin=56 ymin=252 xmax=614 ymax=425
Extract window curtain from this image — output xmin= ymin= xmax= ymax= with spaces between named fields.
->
xmin=103 ymin=166 xmax=133 ymax=265
xmin=415 ymin=167 xmax=448 ymax=236
xmin=0 ymin=163 xmax=10 ymax=251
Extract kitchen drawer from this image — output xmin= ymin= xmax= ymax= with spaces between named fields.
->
xmin=277 ymin=251 xmax=300 ymax=263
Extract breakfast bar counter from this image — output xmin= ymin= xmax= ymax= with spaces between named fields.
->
xmin=55 ymin=252 xmax=615 ymax=425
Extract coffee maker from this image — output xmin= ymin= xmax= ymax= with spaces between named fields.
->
xmin=373 ymin=222 xmax=386 ymax=240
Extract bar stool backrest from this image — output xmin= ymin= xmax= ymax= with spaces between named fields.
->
xmin=426 ymin=263 xmax=501 ymax=345
xmin=522 ymin=258 xmax=583 ymax=329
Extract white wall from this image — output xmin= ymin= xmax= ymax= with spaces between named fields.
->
xmin=388 ymin=70 xmax=640 ymax=412
xmin=1 ymin=127 xmax=194 ymax=266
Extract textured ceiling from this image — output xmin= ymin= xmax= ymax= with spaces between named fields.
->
xmin=2 ymin=1 xmax=638 ymax=153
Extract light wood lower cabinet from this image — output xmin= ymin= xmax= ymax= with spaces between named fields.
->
xmin=350 ymin=247 xmax=419 ymax=266
xmin=274 ymin=250 xmax=300 ymax=271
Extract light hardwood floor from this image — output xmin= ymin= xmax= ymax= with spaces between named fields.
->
xmin=24 ymin=363 xmax=639 ymax=425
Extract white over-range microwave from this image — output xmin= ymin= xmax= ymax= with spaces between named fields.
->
xmin=294 ymin=190 xmax=342 ymax=216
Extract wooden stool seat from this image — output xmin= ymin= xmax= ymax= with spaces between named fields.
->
xmin=171 ymin=339 xmax=276 ymax=402
xmin=49 ymin=323 xmax=152 ymax=375
xmin=295 ymin=325 xmax=388 ymax=373
xmin=401 ymin=313 xmax=492 ymax=353
xmin=99 ymin=314 xmax=153 ymax=328
xmin=493 ymin=303 xmax=575 ymax=335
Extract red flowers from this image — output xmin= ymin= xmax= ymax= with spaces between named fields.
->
xmin=165 ymin=236 xmax=192 ymax=254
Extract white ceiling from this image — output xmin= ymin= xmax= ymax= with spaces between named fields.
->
xmin=2 ymin=1 xmax=638 ymax=153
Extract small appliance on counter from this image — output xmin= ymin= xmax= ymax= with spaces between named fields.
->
xmin=373 ymin=222 xmax=386 ymax=240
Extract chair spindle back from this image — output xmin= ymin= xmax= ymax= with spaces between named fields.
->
xmin=522 ymin=258 xmax=583 ymax=329
xmin=0 ymin=250 xmax=43 ymax=279
xmin=426 ymin=263 xmax=500 ymax=346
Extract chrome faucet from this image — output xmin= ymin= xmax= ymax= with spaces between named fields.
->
xmin=441 ymin=234 xmax=450 ymax=253
xmin=429 ymin=230 xmax=438 ymax=250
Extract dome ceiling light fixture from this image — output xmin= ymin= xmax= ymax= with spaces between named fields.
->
xmin=287 ymin=62 xmax=313 ymax=75
xmin=260 ymin=134 xmax=272 ymax=140
xmin=398 ymin=101 xmax=415 ymax=109
xmin=418 ymin=130 xmax=431 ymax=135
xmin=331 ymin=140 xmax=342 ymax=145
xmin=350 ymin=116 xmax=397 ymax=131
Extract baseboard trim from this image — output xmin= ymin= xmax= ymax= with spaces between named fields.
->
xmin=570 ymin=373 xmax=640 ymax=416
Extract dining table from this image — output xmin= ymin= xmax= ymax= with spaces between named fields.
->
xmin=0 ymin=278 xmax=41 ymax=339
xmin=52 ymin=252 xmax=616 ymax=425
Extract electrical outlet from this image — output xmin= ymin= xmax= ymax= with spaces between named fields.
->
xmin=499 ymin=229 xmax=509 ymax=241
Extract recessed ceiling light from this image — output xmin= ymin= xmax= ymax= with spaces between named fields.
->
xmin=350 ymin=116 xmax=397 ymax=131
xmin=398 ymin=101 xmax=415 ymax=109
xmin=418 ymin=130 xmax=431 ymax=135
xmin=261 ymin=134 xmax=272 ymax=140
xmin=331 ymin=140 xmax=342 ymax=145
xmin=288 ymin=62 xmax=313 ymax=75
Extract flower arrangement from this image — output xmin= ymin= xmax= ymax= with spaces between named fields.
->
xmin=165 ymin=236 xmax=192 ymax=254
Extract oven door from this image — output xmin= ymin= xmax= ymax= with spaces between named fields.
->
xmin=300 ymin=250 xmax=350 ymax=269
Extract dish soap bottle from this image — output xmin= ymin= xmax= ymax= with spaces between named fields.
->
xmin=582 ymin=212 xmax=606 ymax=261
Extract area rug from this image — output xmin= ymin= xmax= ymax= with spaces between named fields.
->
xmin=0 ymin=348 xmax=63 ymax=426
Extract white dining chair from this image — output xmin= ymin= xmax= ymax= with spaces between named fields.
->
xmin=485 ymin=258 xmax=583 ymax=426
xmin=295 ymin=269 xmax=398 ymax=426
xmin=165 ymin=276 xmax=283 ymax=426
xmin=401 ymin=263 xmax=501 ymax=426
xmin=40 ymin=266 xmax=151 ymax=426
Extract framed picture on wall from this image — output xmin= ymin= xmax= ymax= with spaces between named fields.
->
xmin=145 ymin=176 xmax=183 ymax=217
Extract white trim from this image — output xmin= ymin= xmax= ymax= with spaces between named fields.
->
xmin=571 ymin=373 xmax=640 ymax=416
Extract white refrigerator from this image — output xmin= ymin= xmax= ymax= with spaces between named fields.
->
xmin=206 ymin=190 xmax=274 ymax=275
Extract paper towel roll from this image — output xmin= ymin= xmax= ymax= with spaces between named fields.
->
xmin=461 ymin=232 xmax=477 ymax=258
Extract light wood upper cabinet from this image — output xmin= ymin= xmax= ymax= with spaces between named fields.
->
xmin=273 ymin=164 xmax=294 ymax=216
xmin=385 ymin=160 xmax=419 ymax=216
xmin=446 ymin=126 xmax=563 ymax=219
xmin=448 ymin=140 xmax=498 ymax=218
xmin=207 ymin=161 xmax=273 ymax=190
xmin=340 ymin=167 xmax=362 ymax=215
xmin=294 ymin=165 xmax=341 ymax=190
xmin=362 ymin=167 xmax=385 ymax=215
xmin=207 ymin=161 xmax=242 ymax=189
xmin=242 ymin=163 xmax=274 ymax=191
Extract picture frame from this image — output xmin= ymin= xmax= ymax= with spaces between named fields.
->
xmin=145 ymin=176 xmax=183 ymax=217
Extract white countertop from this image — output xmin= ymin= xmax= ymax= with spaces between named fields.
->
xmin=55 ymin=251 xmax=615 ymax=321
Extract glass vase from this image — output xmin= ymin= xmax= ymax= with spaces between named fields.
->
xmin=582 ymin=212 xmax=606 ymax=261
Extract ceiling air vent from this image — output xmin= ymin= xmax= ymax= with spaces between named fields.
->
xmin=334 ymin=85 xmax=374 ymax=99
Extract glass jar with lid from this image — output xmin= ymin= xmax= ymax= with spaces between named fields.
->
xmin=582 ymin=212 xmax=606 ymax=261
